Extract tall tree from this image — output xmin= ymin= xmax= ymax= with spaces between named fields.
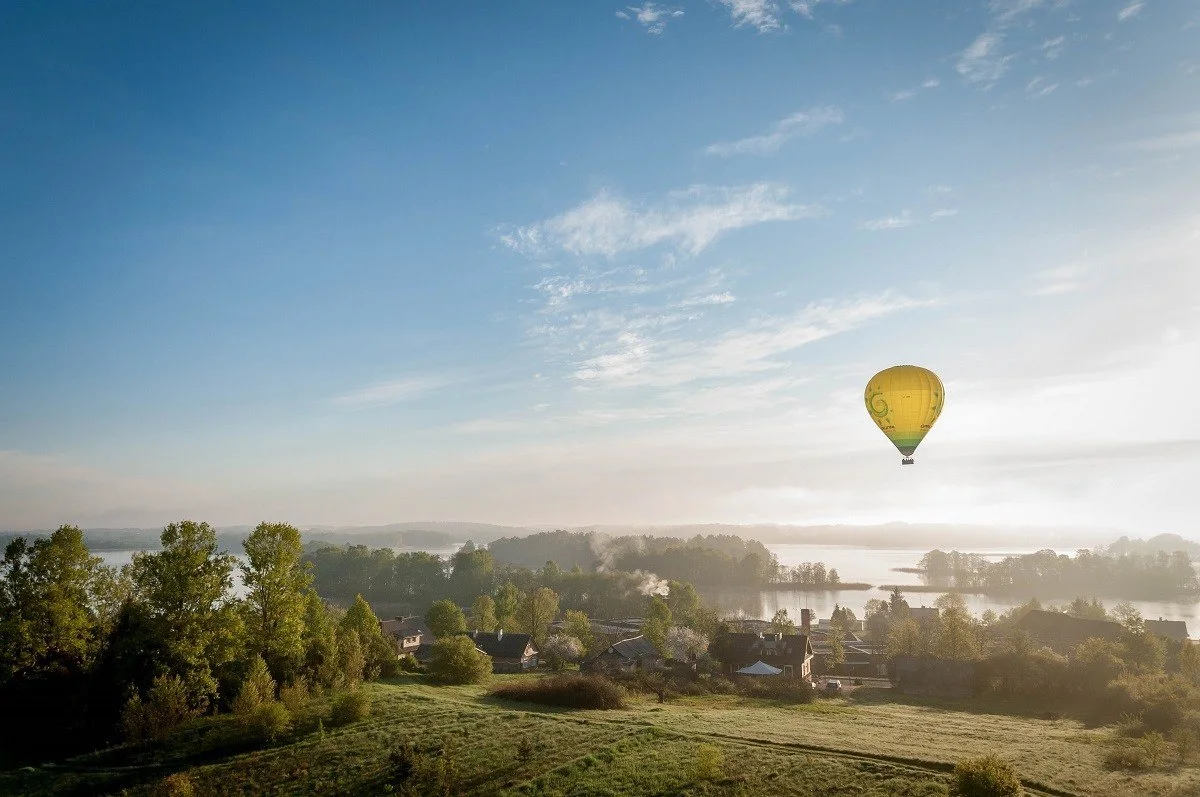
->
xmin=339 ymin=594 xmax=394 ymax=679
xmin=666 ymin=581 xmax=700 ymax=627
xmin=826 ymin=621 xmax=846 ymax=671
xmin=241 ymin=522 xmax=311 ymax=682
xmin=770 ymin=608 xmax=796 ymax=635
xmin=127 ymin=520 xmax=239 ymax=708
xmin=562 ymin=610 xmax=594 ymax=655
xmin=517 ymin=587 xmax=560 ymax=646
xmin=469 ymin=595 xmax=498 ymax=632
xmin=493 ymin=581 xmax=522 ymax=630
xmin=642 ymin=595 xmax=673 ymax=652
xmin=426 ymin=599 xmax=468 ymax=638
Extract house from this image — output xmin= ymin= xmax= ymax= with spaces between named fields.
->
xmin=1015 ymin=610 xmax=1123 ymax=654
xmin=379 ymin=615 xmax=431 ymax=655
xmin=908 ymin=606 xmax=940 ymax=624
xmin=1146 ymin=618 xmax=1190 ymax=642
xmin=810 ymin=640 xmax=889 ymax=678
xmin=711 ymin=631 xmax=814 ymax=681
xmin=582 ymin=634 xmax=665 ymax=673
xmin=464 ymin=629 xmax=539 ymax=673
xmin=890 ymin=656 xmax=976 ymax=698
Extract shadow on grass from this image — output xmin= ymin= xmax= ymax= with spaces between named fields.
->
xmin=848 ymin=686 xmax=1111 ymax=727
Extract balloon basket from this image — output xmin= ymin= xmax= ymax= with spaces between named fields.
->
xmin=901 ymin=458 xmax=914 ymax=465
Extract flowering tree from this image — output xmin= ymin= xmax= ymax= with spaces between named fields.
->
xmin=542 ymin=634 xmax=584 ymax=670
xmin=664 ymin=626 xmax=709 ymax=662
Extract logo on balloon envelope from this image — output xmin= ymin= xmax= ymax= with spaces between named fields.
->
xmin=864 ymin=365 xmax=943 ymax=464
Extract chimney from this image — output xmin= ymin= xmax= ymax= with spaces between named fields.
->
xmin=801 ymin=608 xmax=812 ymax=635
xmin=497 ymin=628 xmax=503 ymax=641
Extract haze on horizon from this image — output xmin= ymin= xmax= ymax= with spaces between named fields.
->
xmin=2 ymin=1 xmax=1198 ymax=539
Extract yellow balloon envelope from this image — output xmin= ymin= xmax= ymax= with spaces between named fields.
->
xmin=864 ymin=365 xmax=944 ymax=463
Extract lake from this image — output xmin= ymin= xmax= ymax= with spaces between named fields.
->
xmin=97 ymin=542 xmax=1200 ymax=628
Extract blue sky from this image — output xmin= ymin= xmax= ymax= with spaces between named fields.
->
xmin=2 ymin=0 xmax=1198 ymax=535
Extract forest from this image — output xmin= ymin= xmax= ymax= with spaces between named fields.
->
xmin=916 ymin=547 xmax=1200 ymax=598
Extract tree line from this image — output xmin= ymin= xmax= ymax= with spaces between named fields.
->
xmin=0 ymin=522 xmax=401 ymax=765
xmin=917 ymin=548 xmax=1199 ymax=598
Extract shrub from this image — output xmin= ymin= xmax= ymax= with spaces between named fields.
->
xmin=232 ymin=656 xmax=277 ymax=716
xmin=246 ymin=701 xmax=292 ymax=744
xmin=279 ymin=678 xmax=310 ymax=715
xmin=1103 ymin=741 xmax=1150 ymax=771
xmin=490 ymin=675 xmax=626 ymax=709
xmin=428 ymin=636 xmax=492 ymax=685
xmin=122 ymin=675 xmax=199 ymax=743
xmin=695 ymin=744 xmax=723 ymax=780
xmin=329 ymin=689 xmax=372 ymax=726
xmin=151 ymin=773 xmax=197 ymax=797
xmin=949 ymin=755 xmax=1023 ymax=796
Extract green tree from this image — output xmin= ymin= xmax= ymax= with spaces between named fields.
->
xmin=241 ymin=522 xmax=311 ymax=683
xmin=666 ymin=581 xmax=700 ymax=626
xmin=300 ymin=591 xmax=340 ymax=690
xmin=337 ymin=627 xmax=366 ymax=688
xmin=770 ymin=608 xmax=796 ymax=635
xmin=0 ymin=525 xmax=109 ymax=681
xmin=1066 ymin=597 xmax=1108 ymax=621
xmin=888 ymin=587 xmax=910 ymax=618
xmin=428 ymin=635 xmax=492 ymax=684
xmin=232 ymin=654 xmax=277 ymax=715
xmin=827 ymin=621 xmax=846 ymax=671
xmin=127 ymin=521 xmax=239 ymax=709
xmin=642 ymin=595 xmax=673 ymax=652
xmin=936 ymin=596 xmax=981 ymax=661
xmin=469 ymin=595 xmax=498 ymax=633
xmin=426 ymin=599 xmax=468 ymax=638
xmin=563 ymin=609 xmax=594 ymax=655
xmin=1180 ymin=641 xmax=1200 ymax=686
xmin=517 ymin=587 xmax=560 ymax=646
xmin=339 ymin=594 xmax=394 ymax=680
xmin=493 ymin=582 xmax=522 ymax=630
xmin=887 ymin=618 xmax=922 ymax=658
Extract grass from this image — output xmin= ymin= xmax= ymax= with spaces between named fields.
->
xmin=4 ymin=674 xmax=1199 ymax=797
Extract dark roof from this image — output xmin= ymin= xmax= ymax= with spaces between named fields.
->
xmin=715 ymin=632 xmax=812 ymax=665
xmin=463 ymin=630 xmax=537 ymax=658
xmin=606 ymin=635 xmax=660 ymax=661
xmin=1146 ymin=619 xmax=1190 ymax=641
xmin=380 ymin=616 xmax=430 ymax=639
xmin=1015 ymin=610 xmax=1121 ymax=643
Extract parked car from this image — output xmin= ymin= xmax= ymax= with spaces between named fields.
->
xmin=825 ymin=679 xmax=842 ymax=694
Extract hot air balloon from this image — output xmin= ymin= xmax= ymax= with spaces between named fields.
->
xmin=864 ymin=365 xmax=944 ymax=464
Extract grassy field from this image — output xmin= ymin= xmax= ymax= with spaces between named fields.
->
xmin=4 ymin=675 xmax=1200 ymax=796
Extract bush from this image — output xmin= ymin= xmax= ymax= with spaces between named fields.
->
xmin=151 ymin=773 xmax=197 ymax=797
xmin=279 ymin=678 xmax=309 ymax=715
xmin=695 ymin=744 xmax=723 ymax=780
xmin=428 ymin=636 xmax=492 ymax=685
xmin=490 ymin=675 xmax=626 ymax=709
xmin=950 ymin=755 xmax=1022 ymax=796
xmin=1103 ymin=741 xmax=1150 ymax=771
xmin=121 ymin=675 xmax=199 ymax=743
xmin=246 ymin=701 xmax=292 ymax=743
xmin=329 ymin=689 xmax=372 ymax=726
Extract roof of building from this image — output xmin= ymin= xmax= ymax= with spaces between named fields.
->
xmin=606 ymin=634 xmax=661 ymax=661
xmin=1015 ymin=609 xmax=1122 ymax=642
xmin=1146 ymin=619 xmax=1190 ymax=641
xmin=736 ymin=660 xmax=783 ymax=676
xmin=380 ymin=616 xmax=430 ymax=640
xmin=464 ymin=630 xmax=537 ymax=658
xmin=716 ymin=632 xmax=813 ymax=665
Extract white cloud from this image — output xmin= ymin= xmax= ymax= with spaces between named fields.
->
xmin=501 ymin=184 xmax=821 ymax=258
xmin=860 ymin=212 xmax=914 ymax=231
xmin=957 ymin=33 xmax=1016 ymax=84
xmin=1026 ymin=76 xmax=1059 ymax=97
xmin=1030 ymin=262 xmax=1089 ymax=295
xmin=930 ymin=208 xmax=959 ymax=220
xmin=890 ymin=89 xmax=917 ymax=102
xmin=615 ymin=2 xmax=684 ymax=34
xmin=704 ymin=106 xmax=843 ymax=157
xmin=718 ymin=0 xmax=784 ymax=32
xmin=680 ymin=292 xmax=737 ymax=307
xmin=333 ymin=376 xmax=451 ymax=407
xmin=1040 ymin=35 xmax=1066 ymax=59
xmin=1117 ymin=2 xmax=1144 ymax=21
xmin=922 ymin=78 xmax=941 ymax=89
xmin=1125 ymin=128 xmax=1200 ymax=151
xmin=574 ymin=331 xmax=652 ymax=382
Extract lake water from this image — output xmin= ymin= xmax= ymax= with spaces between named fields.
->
xmin=97 ymin=541 xmax=1200 ymax=629
xmin=717 ymin=544 xmax=1200 ymax=629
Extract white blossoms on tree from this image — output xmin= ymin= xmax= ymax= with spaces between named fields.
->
xmin=664 ymin=626 xmax=709 ymax=661
xmin=542 ymin=634 xmax=584 ymax=670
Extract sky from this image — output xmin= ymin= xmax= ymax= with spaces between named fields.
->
xmin=2 ymin=0 xmax=1198 ymax=537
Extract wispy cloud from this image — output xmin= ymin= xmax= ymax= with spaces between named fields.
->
xmin=704 ymin=107 xmax=843 ymax=157
xmin=1117 ymin=2 xmax=1144 ymax=21
xmin=1124 ymin=128 xmax=1200 ymax=151
xmin=680 ymin=292 xmax=737 ymax=307
xmin=1031 ymin=262 xmax=1089 ymax=296
xmin=333 ymin=376 xmax=451 ymax=407
xmin=615 ymin=2 xmax=683 ymax=35
xmin=501 ymin=183 xmax=821 ymax=258
xmin=957 ymin=33 xmax=1016 ymax=84
xmin=1026 ymin=76 xmax=1059 ymax=97
xmin=718 ymin=0 xmax=784 ymax=32
xmin=860 ymin=212 xmax=914 ymax=231
xmin=1040 ymin=35 xmax=1066 ymax=59
xmin=930 ymin=208 xmax=959 ymax=220
xmin=891 ymin=77 xmax=940 ymax=102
